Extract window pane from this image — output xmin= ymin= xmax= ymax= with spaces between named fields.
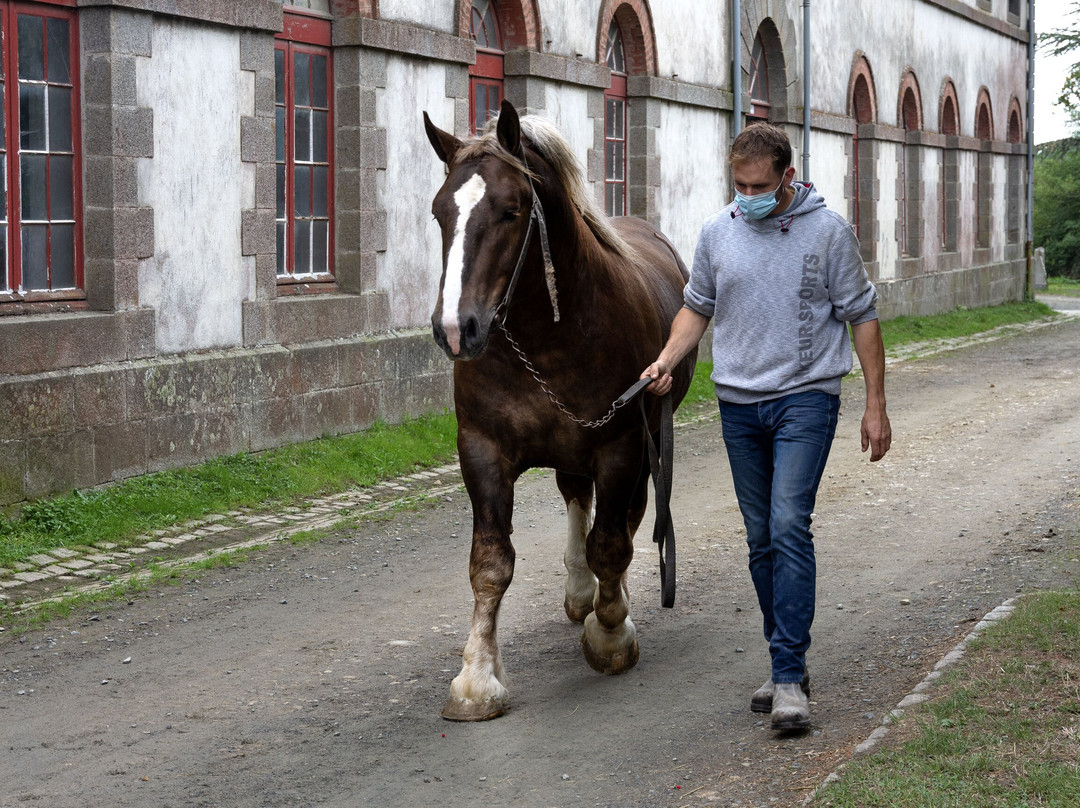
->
xmin=21 ymin=224 xmax=47 ymax=289
xmin=313 ymin=220 xmax=328 ymax=273
xmin=46 ymin=18 xmax=70 ymax=84
xmin=606 ymin=100 xmax=616 ymax=138
xmin=613 ymin=142 xmax=625 ymax=181
xmin=473 ymin=84 xmax=487 ymax=132
xmin=48 ymin=86 xmax=72 ymax=151
xmin=313 ymin=166 xmax=328 ymax=217
xmin=21 ymin=153 xmax=47 ymax=220
xmin=293 ymin=220 xmax=310 ymax=274
xmin=0 ymin=227 xmax=6 ymax=290
xmin=50 ymin=224 xmax=74 ymax=288
xmin=275 ymin=49 xmax=285 ymax=105
xmin=605 ymin=141 xmax=615 ymax=180
xmin=312 ymin=55 xmax=327 ymax=108
xmin=19 ymin=83 xmax=46 ymax=150
xmin=0 ymin=155 xmax=6 ymax=220
xmin=486 ymin=85 xmax=500 ymax=118
xmin=605 ymin=183 xmax=614 ymax=217
xmin=294 ymin=109 xmax=310 ymax=162
xmin=294 ymin=165 xmax=311 ymax=216
xmin=17 ymin=15 xmax=44 ymax=82
xmin=614 ymin=187 xmax=624 ymax=217
xmin=276 ymin=221 xmax=286 ymax=275
xmin=276 ymin=106 xmax=285 ymax=162
xmin=0 ymin=80 xmax=6 ymax=144
xmin=276 ymin=163 xmax=286 ymax=218
xmin=50 ymin=154 xmax=74 ymax=220
xmin=312 ymin=110 xmax=328 ymax=163
xmin=293 ymin=52 xmax=310 ymax=106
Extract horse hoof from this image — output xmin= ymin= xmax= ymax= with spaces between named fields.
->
xmin=440 ymin=695 xmax=509 ymax=722
xmin=581 ymin=632 xmax=639 ymax=675
xmin=564 ymin=597 xmax=593 ymax=623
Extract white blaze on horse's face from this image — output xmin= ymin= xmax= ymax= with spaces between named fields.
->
xmin=441 ymin=172 xmax=488 ymax=357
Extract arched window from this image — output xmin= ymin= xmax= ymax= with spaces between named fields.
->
xmin=975 ymin=89 xmax=993 ymax=249
xmin=748 ymin=33 xmax=769 ymax=122
xmin=1007 ymin=98 xmax=1023 ymax=244
xmin=847 ymin=55 xmax=877 ymax=267
xmin=939 ymin=81 xmax=960 ymax=252
xmin=604 ymin=19 xmax=627 ymax=216
xmin=898 ymin=72 xmax=922 ymax=257
xmin=469 ymin=0 xmax=504 ymax=134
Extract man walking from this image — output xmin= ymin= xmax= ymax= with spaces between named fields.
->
xmin=642 ymin=122 xmax=891 ymax=730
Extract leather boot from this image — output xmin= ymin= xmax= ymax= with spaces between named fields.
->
xmin=770 ymin=682 xmax=811 ymax=730
xmin=750 ymin=670 xmax=810 ymax=713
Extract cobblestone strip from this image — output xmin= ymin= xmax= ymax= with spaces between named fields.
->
xmin=0 ymin=464 xmax=462 ymax=609
xmin=801 ymin=597 xmax=1019 ymax=805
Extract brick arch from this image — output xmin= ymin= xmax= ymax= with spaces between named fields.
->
xmin=596 ymin=0 xmax=657 ymax=76
xmin=898 ymin=70 xmax=923 ymax=131
xmin=1007 ymin=96 xmax=1023 ymax=143
xmin=847 ymin=53 xmax=877 ymax=124
xmin=975 ymin=87 xmax=994 ymax=140
xmin=455 ymin=0 xmax=542 ymax=51
xmin=939 ymin=79 xmax=960 ymax=135
xmin=739 ymin=3 xmax=797 ymax=119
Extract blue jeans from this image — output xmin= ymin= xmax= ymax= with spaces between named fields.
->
xmin=718 ymin=391 xmax=840 ymax=684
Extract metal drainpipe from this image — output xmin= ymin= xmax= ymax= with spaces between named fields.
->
xmin=1026 ymin=0 xmax=1035 ymax=300
xmin=802 ymin=0 xmax=811 ymax=182
xmin=733 ymin=0 xmax=742 ymax=136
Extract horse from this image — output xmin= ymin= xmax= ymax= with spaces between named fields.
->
xmin=423 ymin=99 xmax=697 ymax=721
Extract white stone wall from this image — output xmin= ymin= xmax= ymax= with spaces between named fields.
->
xmin=379 ymin=0 xmax=454 ymax=33
xmin=542 ymin=84 xmax=594 ymax=167
xmin=378 ymin=56 xmax=456 ymax=330
xmin=540 ymin=0 xmax=603 ymax=60
xmin=136 ymin=19 xmax=252 ymax=354
xmin=656 ymin=102 xmax=727 ymax=266
xmin=653 ymin=0 xmax=727 ymax=86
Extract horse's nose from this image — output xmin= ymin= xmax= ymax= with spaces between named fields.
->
xmin=459 ymin=315 xmax=483 ymax=357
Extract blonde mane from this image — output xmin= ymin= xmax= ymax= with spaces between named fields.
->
xmin=453 ymin=113 xmax=637 ymax=260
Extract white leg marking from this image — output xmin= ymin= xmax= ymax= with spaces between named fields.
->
xmin=442 ymin=173 xmax=487 ymax=355
xmin=563 ymin=500 xmax=597 ymax=622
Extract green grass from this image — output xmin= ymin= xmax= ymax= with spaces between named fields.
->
xmin=876 ymin=301 xmax=1055 ymax=352
xmin=810 ymin=591 xmax=1080 ymax=808
xmin=1047 ymin=275 xmax=1080 ymax=297
xmin=0 ymin=299 xmax=1058 ymax=570
xmin=0 ymin=415 xmax=458 ymax=568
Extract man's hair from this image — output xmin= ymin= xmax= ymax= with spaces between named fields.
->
xmin=729 ymin=122 xmax=792 ymax=174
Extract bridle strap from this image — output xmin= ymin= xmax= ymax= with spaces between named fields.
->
xmin=493 ymin=148 xmax=560 ymax=326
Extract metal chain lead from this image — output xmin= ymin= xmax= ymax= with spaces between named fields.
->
xmin=500 ymin=324 xmax=628 ymax=429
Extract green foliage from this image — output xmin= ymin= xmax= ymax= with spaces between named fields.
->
xmin=1034 ymin=139 xmax=1080 ymax=278
xmin=1040 ymin=5 xmax=1080 ymax=132
xmin=1047 ymin=275 xmax=1080 ymax=296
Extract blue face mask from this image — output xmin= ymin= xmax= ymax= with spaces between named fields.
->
xmin=734 ymin=179 xmax=785 ymax=220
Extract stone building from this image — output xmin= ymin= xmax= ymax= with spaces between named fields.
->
xmin=0 ymin=0 xmax=1030 ymax=504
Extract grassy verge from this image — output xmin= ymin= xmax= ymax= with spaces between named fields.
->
xmin=876 ymin=300 xmax=1054 ymax=352
xmin=0 ymin=415 xmax=457 ymax=568
xmin=1047 ymin=275 xmax=1080 ymax=297
xmin=810 ymin=590 xmax=1080 ymax=808
xmin=0 ymin=299 xmax=1058 ymax=569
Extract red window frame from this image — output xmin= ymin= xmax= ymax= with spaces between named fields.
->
xmin=604 ymin=72 xmax=627 ymax=217
xmin=0 ymin=0 xmax=83 ymax=304
xmin=468 ymin=1 xmax=503 ymax=134
xmin=275 ymin=11 xmax=334 ymax=285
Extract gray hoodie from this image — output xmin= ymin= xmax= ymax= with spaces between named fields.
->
xmin=684 ymin=182 xmax=878 ymax=404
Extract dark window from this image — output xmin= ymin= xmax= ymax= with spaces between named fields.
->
xmin=469 ymin=0 xmax=503 ymax=134
xmin=275 ymin=15 xmax=333 ymax=281
xmin=748 ymin=34 xmax=770 ymax=121
xmin=604 ymin=20 xmax=627 ymax=217
xmin=0 ymin=1 xmax=81 ymax=299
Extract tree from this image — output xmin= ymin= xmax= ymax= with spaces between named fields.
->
xmin=1033 ymin=138 xmax=1080 ymax=277
xmin=1041 ymin=2 xmax=1080 ymax=132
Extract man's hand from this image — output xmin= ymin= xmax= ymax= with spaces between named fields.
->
xmin=641 ymin=361 xmax=673 ymax=396
xmin=861 ymin=404 xmax=891 ymax=461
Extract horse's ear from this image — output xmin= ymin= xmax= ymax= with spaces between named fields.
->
xmin=496 ymin=99 xmax=521 ymax=156
xmin=424 ymin=111 xmax=461 ymax=165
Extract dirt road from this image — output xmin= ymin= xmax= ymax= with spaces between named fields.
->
xmin=3 ymin=318 xmax=1079 ymax=808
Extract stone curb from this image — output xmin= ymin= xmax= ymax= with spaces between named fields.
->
xmin=801 ymin=597 xmax=1019 ymax=805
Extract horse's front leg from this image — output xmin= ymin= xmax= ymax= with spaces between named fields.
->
xmin=556 ymin=471 xmax=596 ymax=623
xmin=580 ymin=442 xmax=647 ymax=675
xmin=442 ymin=436 xmax=517 ymax=721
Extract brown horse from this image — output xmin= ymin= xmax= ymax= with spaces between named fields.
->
xmin=424 ymin=100 xmax=696 ymax=721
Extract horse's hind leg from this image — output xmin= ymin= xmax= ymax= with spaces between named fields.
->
xmin=581 ymin=448 xmax=646 ymax=675
xmin=557 ymin=471 xmax=596 ymax=623
xmin=442 ymin=437 xmax=517 ymax=722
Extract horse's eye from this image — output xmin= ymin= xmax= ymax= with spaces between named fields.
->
xmin=500 ymin=209 xmax=520 ymax=223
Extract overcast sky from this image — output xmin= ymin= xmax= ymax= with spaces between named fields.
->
xmin=1036 ymin=0 xmax=1080 ymax=143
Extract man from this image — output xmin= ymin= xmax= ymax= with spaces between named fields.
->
xmin=642 ymin=122 xmax=891 ymax=730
